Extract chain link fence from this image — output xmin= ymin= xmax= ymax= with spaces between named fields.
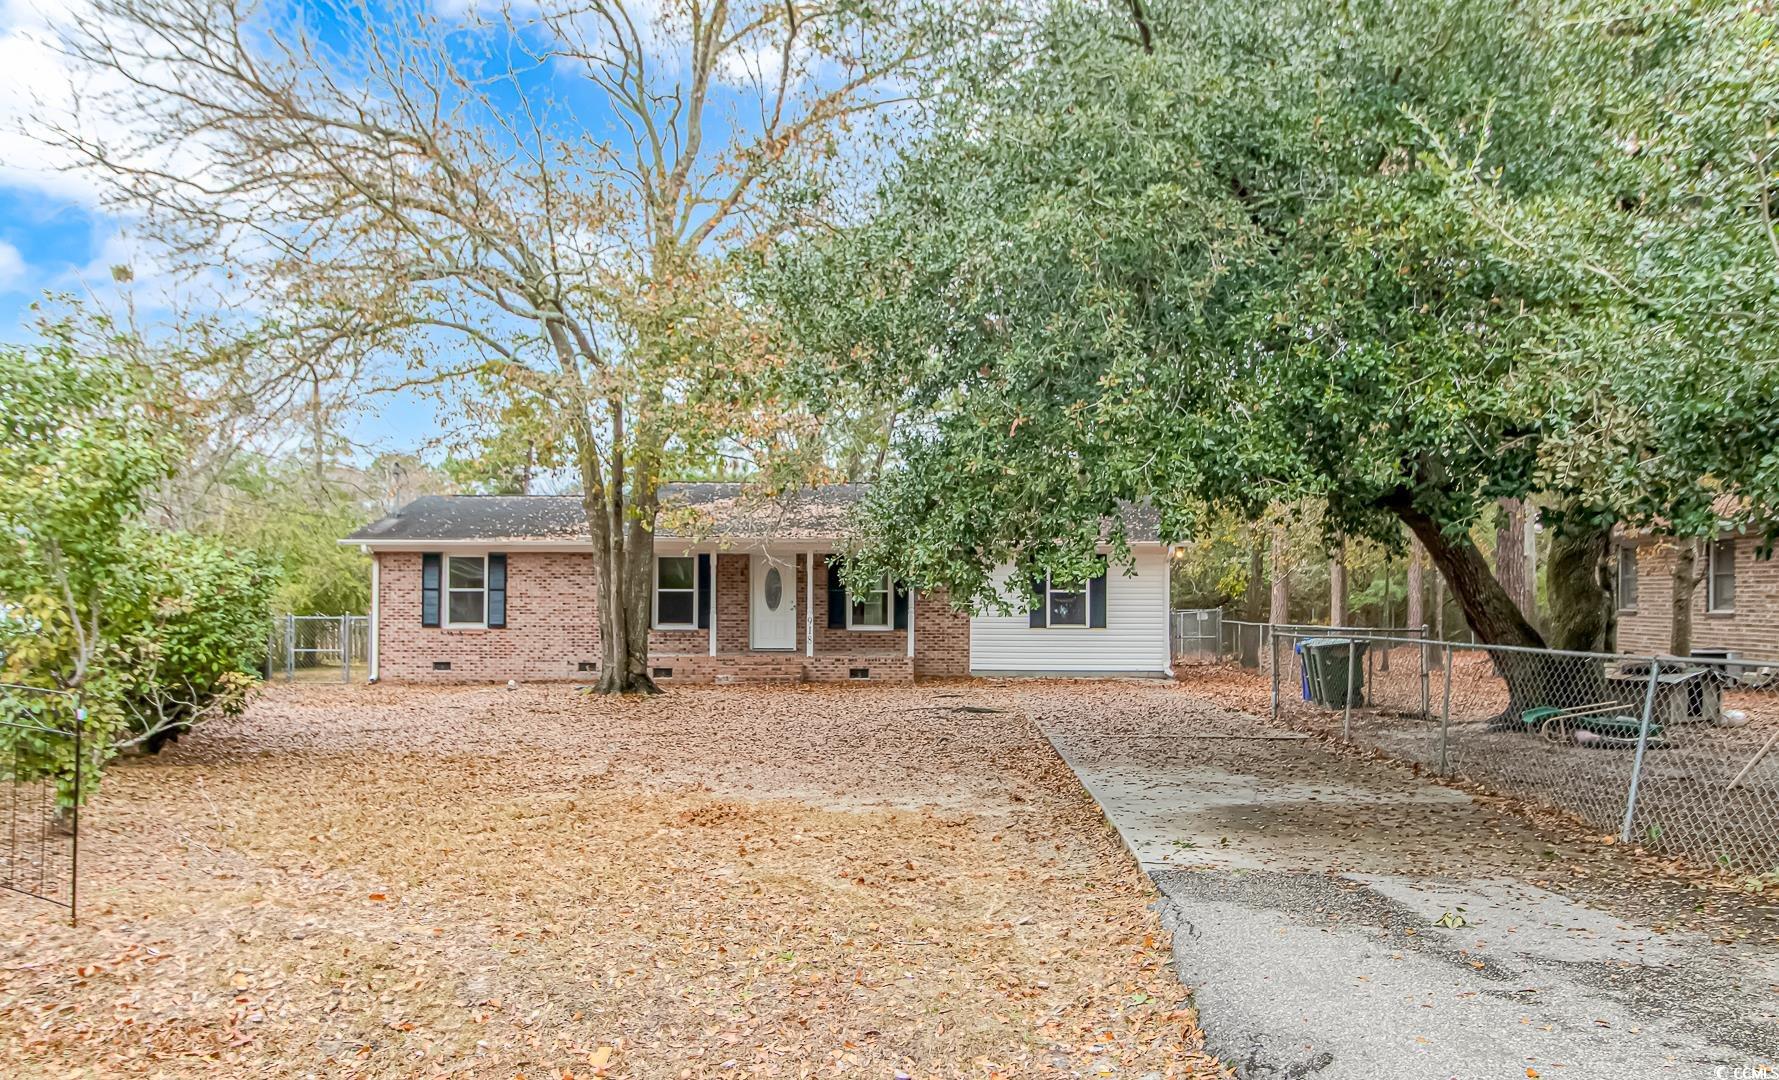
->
xmin=1174 ymin=625 xmax=1779 ymax=877
xmin=267 ymin=615 xmax=370 ymax=683
xmin=0 ymin=683 xmax=85 ymax=923
xmin=1181 ymin=618 xmax=1427 ymax=671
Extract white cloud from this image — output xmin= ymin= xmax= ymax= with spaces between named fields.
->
xmin=0 ymin=0 xmax=113 ymax=205
xmin=0 ymin=239 xmax=24 ymax=290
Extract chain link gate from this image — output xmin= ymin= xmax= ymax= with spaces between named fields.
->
xmin=1170 ymin=608 xmax=1223 ymax=662
xmin=268 ymin=615 xmax=370 ymax=682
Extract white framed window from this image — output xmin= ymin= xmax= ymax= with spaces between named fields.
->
xmin=1615 ymin=546 xmax=1638 ymax=612
xmin=1707 ymin=538 xmax=1736 ymax=613
xmin=654 ymin=555 xmax=698 ymax=629
xmin=445 ymin=555 xmax=487 ymax=628
xmin=847 ymin=573 xmax=892 ymax=630
xmin=1046 ymin=574 xmax=1088 ymax=627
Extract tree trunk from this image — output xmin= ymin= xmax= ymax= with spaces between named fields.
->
xmin=586 ymin=495 xmax=663 ymax=695
xmin=1329 ymin=540 xmax=1347 ymax=626
xmin=1269 ymin=518 xmax=1290 ymax=624
xmin=1495 ymin=498 xmax=1536 ymax=629
xmin=579 ymin=400 xmax=663 ymax=695
xmin=1387 ymin=499 xmax=1544 ymax=649
xmin=1429 ymin=566 xmax=1446 ymax=670
xmin=1246 ymin=529 xmax=1265 ymax=621
xmin=1406 ymin=534 xmax=1425 ymax=628
xmin=1543 ymin=522 xmax=1613 ymax=653
xmin=1239 ymin=527 xmax=1266 ymax=667
xmin=1671 ymin=539 xmax=1701 ymax=656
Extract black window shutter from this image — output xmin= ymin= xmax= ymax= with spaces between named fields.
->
xmin=1028 ymin=573 xmax=1047 ymax=628
xmin=486 ymin=553 xmax=508 ymax=628
xmin=1089 ymin=558 xmax=1108 ymax=628
xmin=826 ymin=556 xmax=847 ymax=629
xmin=893 ymin=581 xmax=909 ymax=630
xmin=697 ymin=553 xmax=712 ymax=629
xmin=421 ymin=553 xmax=442 ymax=627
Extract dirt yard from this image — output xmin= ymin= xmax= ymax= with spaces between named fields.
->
xmin=0 ymin=682 xmax=1223 ymax=1078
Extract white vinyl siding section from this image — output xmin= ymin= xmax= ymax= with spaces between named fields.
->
xmin=970 ymin=545 xmax=1169 ymax=675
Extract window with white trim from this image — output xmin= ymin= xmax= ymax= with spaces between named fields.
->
xmin=1615 ymin=546 xmax=1637 ymax=612
xmin=848 ymin=573 xmax=892 ymax=629
xmin=654 ymin=556 xmax=698 ymax=629
xmin=1707 ymin=538 xmax=1736 ymax=612
xmin=1046 ymin=574 xmax=1088 ymax=627
xmin=445 ymin=555 xmax=487 ymax=628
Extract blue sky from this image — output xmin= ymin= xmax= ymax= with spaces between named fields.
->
xmin=0 ymin=0 xmax=896 ymax=463
xmin=0 ymin=0 xmax=480 ymax=458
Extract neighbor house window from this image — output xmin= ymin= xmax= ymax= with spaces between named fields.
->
xmin=1707 ymin=538 xmax=1737 ymax=612
xmin=445 ymin=555 xmax=487 ymax=628
xmin=848 ymin=573 xmax=892 ymax=629
xmin=654 ymin=556 xmax=698 ymax=628
xmin=1615 ymin=546 xmax=1638 ymax=612
xmin=1046 ymin=574 xmax=1088 ymax=627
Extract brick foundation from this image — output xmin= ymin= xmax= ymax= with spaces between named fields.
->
xmin=373 ymin=550 xmax=973 ymax=682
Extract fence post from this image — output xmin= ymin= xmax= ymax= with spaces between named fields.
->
xmin=70 ymin=705 xmax=83 ymax=928
xmin=1270 ymin=628 xmax=1281 ymax=722
xmin=340 ymin=613 xmax=350 ymax=683
xmin=1618 ymin=658 xmax=1664 ymax=844
xmin=1342 ymin=639 xmax=1356 ymax=743
xmin=1438 ymin=642 xmax=1453 ymax=774
xmin=285 ymin=614 xmax=295 ymax=682
xmin=1418 ymin=628 xmax=1431 ymax=722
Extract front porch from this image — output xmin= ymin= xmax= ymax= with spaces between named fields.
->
xmin=646 ymin=548 xmax=920 ymax=684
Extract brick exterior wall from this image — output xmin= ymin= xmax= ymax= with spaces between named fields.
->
xmin=913 ymin=586 xmax=970 ymax=678
xmin=375 ymin=551 xmax=602 ymax=681
xmin=373 ymin=550 xmax=973 ymax=682
xmin=1616 ymin=537 xmax=1779 ymax=659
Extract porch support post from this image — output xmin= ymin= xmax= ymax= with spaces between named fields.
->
xmin=907 ymin=588 xmax=916 ymax=658
xmin=367 ymin=550 xmax=380 ymax=682
xmin=708 ymin=551 xmax=718 ymax=657
xmin=805 ymin=551 xmax=815 ymax=657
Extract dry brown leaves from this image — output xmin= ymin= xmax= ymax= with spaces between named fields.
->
xmin=0 ymin=681 xmax=1227 ymax=1078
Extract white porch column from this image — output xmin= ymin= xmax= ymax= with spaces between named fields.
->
xmin=708 ymin=551 xmax=718 ymax=656
xmin=805 ymin=551 xmax=815 ymax=657
xmin=1163 ymin=544 xmax=1176 ymax=677
xmin=367 ymin=549 xmax=380 ymax=682
xmin=906 ymin=588 xmax=916 ymax=658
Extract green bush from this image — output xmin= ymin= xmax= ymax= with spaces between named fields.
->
xmin=0 ymin=334 xmax=274 ymax=803
xmin=108 ymin=530 xmax=275 ymax=754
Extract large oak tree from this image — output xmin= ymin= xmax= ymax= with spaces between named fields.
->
xmin=768 ymin=0 xmax=1779 ymax=661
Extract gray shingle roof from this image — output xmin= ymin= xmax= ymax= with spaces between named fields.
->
xmin=344 ymin=483 xmax=872 ymax=544
xmin=344 ymin=483 xmax=1163 ymax=545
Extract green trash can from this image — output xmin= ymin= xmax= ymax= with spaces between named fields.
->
xmin=1302 ymin=637 xmax=1368 ymax=708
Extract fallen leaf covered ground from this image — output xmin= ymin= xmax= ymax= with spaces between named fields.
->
xmin=0 ymin=681 xmax=1226 ymax=1078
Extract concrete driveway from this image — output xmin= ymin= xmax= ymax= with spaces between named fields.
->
xmin=1024 ymin=679 xmax=1779 ymax=1079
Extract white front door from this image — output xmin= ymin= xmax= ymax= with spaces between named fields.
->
xmin=750 ymin=554 xmax=797 ymax=650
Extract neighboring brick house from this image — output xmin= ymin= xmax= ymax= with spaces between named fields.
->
xmin=1614 ymin=532 xmax=1779 ymax=660
xmin=344 ymin=483 xmax=1173 ymax=684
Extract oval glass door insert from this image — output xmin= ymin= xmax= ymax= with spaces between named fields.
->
xmin=764 ymin=567 xmax=783 ymax=610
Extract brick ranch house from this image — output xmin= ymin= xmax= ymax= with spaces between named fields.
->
xmin=1614 ymin=527 xmax=1777 ymax=661
xmin=343 ymin=484 xmax=1174 ymax=684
